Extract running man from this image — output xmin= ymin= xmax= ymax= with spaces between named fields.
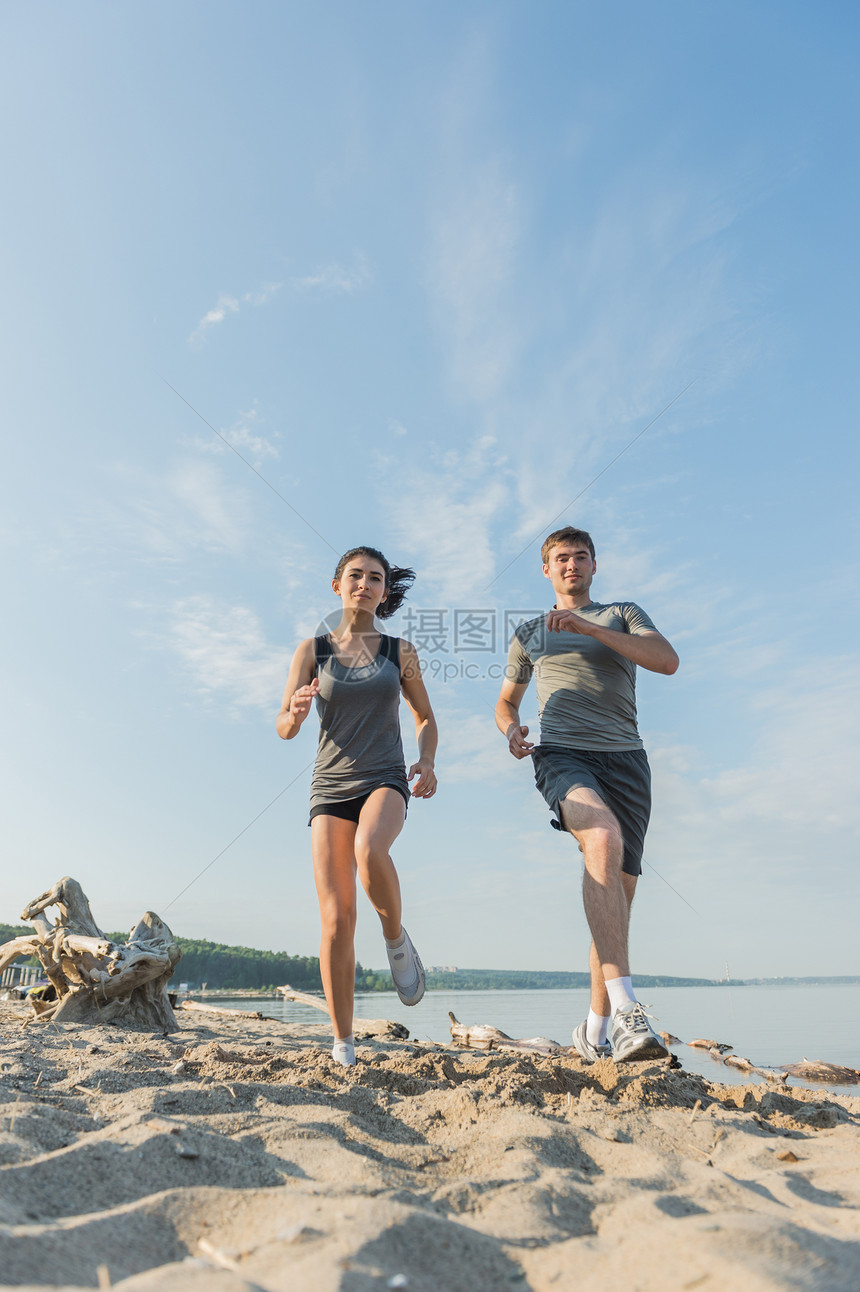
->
xmin=495 ymin=526 xmax=679 ymax=1062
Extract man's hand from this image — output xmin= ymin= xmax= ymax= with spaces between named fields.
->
xmin=289 ymin=678 xmax=320 ymax=723
xmin=506 ymin=723 xmax=535 ymax=759
xmin=408 ymin=760 xmax=437 ymax=798
xmin=544 ymin=613 xmax=680 ymax=675
xmin=546 ymin=609 xmax=593 ymax=636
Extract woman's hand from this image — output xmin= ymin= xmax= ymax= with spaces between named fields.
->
xmin=408 ymin=760 xmax=437 ymax=798
xmin=289 ymin=678 xmax=320 ymax=723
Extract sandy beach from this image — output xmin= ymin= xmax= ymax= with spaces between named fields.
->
xmin=1 ymin=1000 xmax=858 ymax=1292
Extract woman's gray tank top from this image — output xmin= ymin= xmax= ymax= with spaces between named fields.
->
xmin=308 ymin=634 xmax=408 ymax=809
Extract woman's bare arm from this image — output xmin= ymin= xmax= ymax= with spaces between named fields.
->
xmin=399 ymin=639 xmax=438 ymax=797
xmin=276 ymin=638 xmax=318 ymax=740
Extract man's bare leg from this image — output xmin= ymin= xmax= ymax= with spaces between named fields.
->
xmin=561 ymin=787 xmax=666 ymax=1061
xmin=588 ymin=872 xmax=637 ymax=1015
xmin=559 ymin=787 xmax=630 ymax=982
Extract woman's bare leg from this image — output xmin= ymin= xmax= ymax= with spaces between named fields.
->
xmin=311 ymin=815 xmax=359 ymax=1040
xmin=353 ymin=789 xmax=407 ymax=939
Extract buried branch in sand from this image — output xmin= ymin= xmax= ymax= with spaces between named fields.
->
xmin=683 ymin=1036 xmax=860 ymax=1087
xmin=0 ymin=877 xmax=181 ymax=1029
xmin=0 ymin=1003 xmax=858 ymax=1291
xmin=448 ymin=1011 xmax=564 ymax=1056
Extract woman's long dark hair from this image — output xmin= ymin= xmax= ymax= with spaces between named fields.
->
xmin=334 ymin=546 xmax=415 ymax=620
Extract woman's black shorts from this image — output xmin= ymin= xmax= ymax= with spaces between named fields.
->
xmin=308 ymin=783 xmax=410 ymax=826
xmin=532 ymin=745 xmax=651 ymax=876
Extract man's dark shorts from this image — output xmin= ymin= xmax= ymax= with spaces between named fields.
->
xmin=532 ymin=745 xmax=651 ymax=876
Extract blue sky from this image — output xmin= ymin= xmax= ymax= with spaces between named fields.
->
xmin=1 ymin=1 xmax=858 ymax=979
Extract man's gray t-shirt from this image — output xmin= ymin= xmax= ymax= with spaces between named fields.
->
xmin=507 ymin=602 xmax=657 ymax=751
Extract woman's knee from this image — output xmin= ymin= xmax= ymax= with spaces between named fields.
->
xmin=319 ymin=900 xmax=357 ymax=941
xmin=354 ymin=830 xmax=390 ymax=872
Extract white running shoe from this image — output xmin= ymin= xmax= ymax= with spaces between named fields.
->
xmin=610 ymin=1001 xmax=669 ymax=1062
xmin=386 ymin=927 xmax=425 ymax=1006
xmin=331 ymin=1038 xmax=356 ymax=1066
xmin=572 ymin=1020 xmax=612 ymax=1064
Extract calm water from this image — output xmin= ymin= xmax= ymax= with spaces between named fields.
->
xmin=209 ymin=984 xmax=860 ymax=1097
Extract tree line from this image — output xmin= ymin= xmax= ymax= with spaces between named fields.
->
xmin=1 ymin=923 xmax=746 ymax=991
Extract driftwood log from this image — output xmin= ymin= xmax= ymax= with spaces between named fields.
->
xmin=277 ymin=985 xmax=409 ymax=1039
xmin=781 ymin=1060 xmax=860 ymax=1085
xmin=449 ymin=1012 xmax=562 ymax=1056
xmin=277 ymin=984 xmax=332 ymax=1012
xmin=180 ymin=1000 xmax=264 ymax=1020
xmin=715 ymin=1050 xmax=788 ymax=1083
xmin=0 ymin=877 xmax=181 ymax=1029
xmin=656 ymin=1031 xmax=855 ymax=1087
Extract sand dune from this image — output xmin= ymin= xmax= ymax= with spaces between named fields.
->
xmin=1 ymin=1001 xmax=858 ymax=1290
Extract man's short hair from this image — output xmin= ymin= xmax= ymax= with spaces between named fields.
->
xmin=541 ymin=526 xmax=596 ymax=564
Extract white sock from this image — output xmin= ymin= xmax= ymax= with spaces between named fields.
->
xmin=586 ymin=1009 xmax=611 ymax=1047
xmin=385 ymin=930 xmax=406 ymax=951
xmin=331 ymin=1035 xmax=355 ymax=1066
xmin=605 ymin=976 xmax=636 ymax=1015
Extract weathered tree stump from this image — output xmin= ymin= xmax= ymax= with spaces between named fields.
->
xmin=0 ymin=877 xmax=181 ymax=1028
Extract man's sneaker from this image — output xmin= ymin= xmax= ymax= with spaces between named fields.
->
xmin=386 ymin=927 xmax=425 ymax=1006
xmin=610 ymin=1001 xmax=669 ymax=1062
xmin=572 ymin=1020 xmax=612 ymax=1064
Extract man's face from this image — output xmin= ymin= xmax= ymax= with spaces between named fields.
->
xmin=542 ymin=543 xmax=596 ymax=597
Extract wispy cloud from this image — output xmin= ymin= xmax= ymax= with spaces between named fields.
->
xmin=386 ymin=435 xmax=511 ymax=601
xmin=83 ymin=458 xmax=255 ymax=566
xmin=641 ymin=654 xmax=860 ymax=964
xmin=167 ymin=595 xmax=289 ymax=716
xmin=428 ymin=704 xmax=515 ymax=785
xmin=188 ymin=404 xmax=280 ymax=468
xmin=188 ymin=257 xmax=370 ymax=346
xmin=189 ymin=293 xmax=239 ymax=345
xmin=188 ymin=281 xmax=282 ymax=346
xmin=703 ymin=658 xmax=859 ymax=833
xmin=242 ymin=282 xmax=282 ymax=307
xmin=296 ymin=252 xmax=372 ymax=294
xmin=422 ymin=60 xmax=751 ymax=593
xmin=429 ymin=160 xmax=522 ymax=405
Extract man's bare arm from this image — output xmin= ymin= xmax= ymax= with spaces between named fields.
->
xmin=545 ymin=611 xmax=679 ymax=675
xmin=495 ymin=677 xmax=535 ymax=759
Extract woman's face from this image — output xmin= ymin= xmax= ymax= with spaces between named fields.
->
xmin=333 ymin=557 xmax=388 ymax=615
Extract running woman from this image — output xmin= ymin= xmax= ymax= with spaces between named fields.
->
xmin=277 ymin=546 xmax=438 ymax=1066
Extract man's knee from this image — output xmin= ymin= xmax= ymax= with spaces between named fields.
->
xmin=560 ymin=796 xmax=623 ymax=846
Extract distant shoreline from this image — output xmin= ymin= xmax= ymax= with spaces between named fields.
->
xmin=187 ymin=974 xmax=860 ymax=999
xmin=3 ymin=922 xmax=856 ymax=994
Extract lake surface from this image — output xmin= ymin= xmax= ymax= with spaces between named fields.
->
xmin=207 ymin=983 xmax=860 ymax=1097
